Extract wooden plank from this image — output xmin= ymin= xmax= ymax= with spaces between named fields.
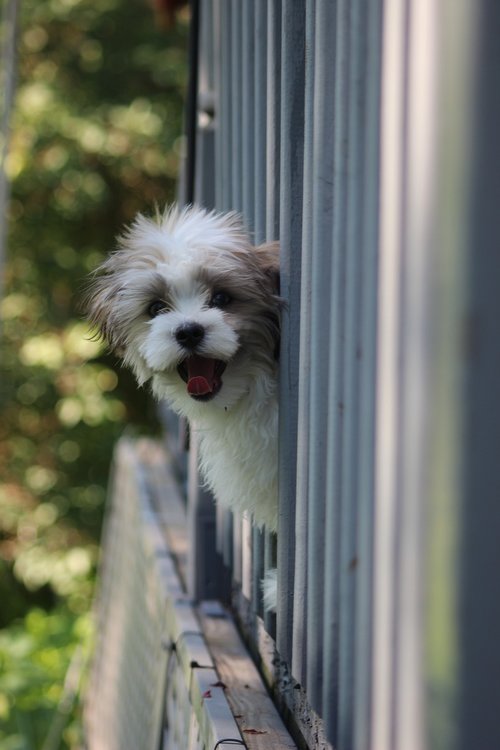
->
xmin=198 ymin=602 xmax=297 ymax=750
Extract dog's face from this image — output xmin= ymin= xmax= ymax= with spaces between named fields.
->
xmin=85 ymin=206 xmax=281 ymax=417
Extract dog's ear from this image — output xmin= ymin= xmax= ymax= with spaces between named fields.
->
xmin=254 ymin=241 xmax=280 ymax=295
xmin=82 ymin=272 xmax=125 ymax=354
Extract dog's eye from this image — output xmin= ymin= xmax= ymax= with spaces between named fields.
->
xmin=210 ymin=291 xmax=232 ymax=309
xmin=147 ymin=300 xmax=167 ymax=318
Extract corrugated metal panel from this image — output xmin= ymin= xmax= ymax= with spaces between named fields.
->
xmin=190 ymin=2 xmax=500 ymax=748
xmin=200 ymin=2 xmax=382 ymax=746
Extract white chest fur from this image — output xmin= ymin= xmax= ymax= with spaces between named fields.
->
xmin=193 ymin=374 xmax=279 ymax=532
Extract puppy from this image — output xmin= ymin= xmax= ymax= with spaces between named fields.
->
xmin=85 ymin=205 xmax=281 ymax=540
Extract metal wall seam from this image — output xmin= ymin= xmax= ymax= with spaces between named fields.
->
xmin=277 ymin=0 xmax=306 ymax=663
xmin=291 ymin=0 xmax=315 ymax=689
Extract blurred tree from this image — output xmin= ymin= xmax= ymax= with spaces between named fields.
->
xmin=0 ymin=0 xmax=188 ymax=746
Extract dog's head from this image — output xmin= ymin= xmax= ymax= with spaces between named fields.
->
xmin=85 ymin=205 xmax=281 ymax=416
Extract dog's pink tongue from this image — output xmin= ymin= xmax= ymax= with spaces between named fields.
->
xmin=187 ymin=356 xmax=217 ymax=396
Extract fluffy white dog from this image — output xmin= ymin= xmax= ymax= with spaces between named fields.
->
xmin=86 ymin=205 xmax=281 ymax=539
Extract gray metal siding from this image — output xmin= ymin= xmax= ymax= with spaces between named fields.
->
xmin=195 ymin=1 xmax=382 ymax=746
xmin=190 ymin=1 xmax=500 ymax=749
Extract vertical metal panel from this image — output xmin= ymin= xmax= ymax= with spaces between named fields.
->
xmin=458 ymin=2 xmax=500 ymax=743
xmin=194 ymin=4 xmax=500 ymax=749
xmin=213 ymin=0 xmax=235 ymax=577
xmin=257 ymin=3 xmax=277 ymax=617
xmin=216 ymin=0 xmax=232 ymax=212
xmin=263 ymin=531 xmax=277 ymax=633
xmin=305 ymin=0 xmax=337 ymax=713
xmin=333 ymin=3 xmax=358 ymax=747
xmin=254 ymin=0 xmax=268 ymax=244
xmin=232 ymin=511 xmax=242 ymax=584
xmin=370 ymin=1 xmax=409 ymax=746
xmin=230 ymin=2 xmax=243 ymax=213
xmin=292 ymin=0 xmax=315 ymax=688
xmin=189 ymin=0 xmax=230 ymax=605
xmin=195 ymin=0 xmax=215 ymax=207
xmin=201 ymin=0 xmax=214 ymax=91
xmin=352 ymin=2 xmax=382 ymax=748
xmin=323 ymin=2 xmax=350 ymax=742
xmin=215 ymin=503 xmax=233 ymax=570
xmin=187 ymin=430 xmax=228 ymax=601
xmin=239 ymin=513 xmax=252 ymax=611
xmin=276 ymin=0 xmax=306 ymax=663
xmin=337 ymin=0 xmax=363 ymax=742
xmin=265 ymin=0 xmax=281 ymax=242
xmin=241 ymin=514 xmax=252 ymax=601
xmin=241 ymin=1 xmax=255 ymax=232
xmin=372 ymin=2 xmax=441 ymax=749
xmin=418 ymin=3 xmax=500 ymax=750
xmin=390 ymin=3 xmax=437 ymax=747
xmin=183 ymin=0 xmax=200 ymax=205
xmin=331 ymin=2 xmax=382 ymax=746
xmin=252 ymin=527 xmax=265 ymax=616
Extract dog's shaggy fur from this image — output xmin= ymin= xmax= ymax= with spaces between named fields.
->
xmin=85 ymin=205 xmax=281 ymax=532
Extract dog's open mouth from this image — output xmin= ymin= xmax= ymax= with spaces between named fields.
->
xmin=177 ymin=355 xmax=227 ymax=401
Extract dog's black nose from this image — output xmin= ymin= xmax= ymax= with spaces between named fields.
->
xmin=175 ymin=323 xmax=205 ymax=348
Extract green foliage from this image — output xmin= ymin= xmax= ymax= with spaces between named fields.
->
xmin=0 ymin=608 xmax=92 ymax=750
xmin=0 ymin=0 xmax=188 ymax=746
